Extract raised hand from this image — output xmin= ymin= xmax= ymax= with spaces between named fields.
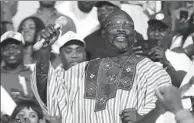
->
xmin=36 ymin=24 xmax=60 ymax=49
xmin=155 ymin=85 xmax=183 ymax=114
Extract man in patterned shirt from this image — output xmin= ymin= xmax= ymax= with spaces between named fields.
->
xmin=32 ymin=9 xmax=171 ymax=123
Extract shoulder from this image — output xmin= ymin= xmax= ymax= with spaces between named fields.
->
xmin=135 ymin=56 xmax=164 ymax=74
xmin=64 ymin=61 xmax=89 ymax=77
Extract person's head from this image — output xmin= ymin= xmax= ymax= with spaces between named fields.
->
xmin=55 ymin=31 xmax=86 ymax=70
xmin=1 ymin=31 xmax=25 ymax=68
xmin=39 ymin=1 xmax=55 ymax=8
xmin=95 ymin=1 xmax=120 ymax=26
xmin=11 ymin=100 xmax=43 ymax=123
xmin=78 ymin=1 xmax=95 ymax=13
xmin=18 ymin=16 xmax=45 ymax=45
xmin=147 ymin=12 xmax=171 ymax=46
xmin=101 ymin=9 xmax=136 ymax=54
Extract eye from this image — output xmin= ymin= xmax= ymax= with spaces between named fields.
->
xmin=76 ymin=47 xmax=84 ymax=53
xmin=64 ymin=48 xmax=72 ymax=54
xmin=29 ymin=26 xmax=36 ymax=30
xmin=30 ymin=113 xmax=38 ymax=118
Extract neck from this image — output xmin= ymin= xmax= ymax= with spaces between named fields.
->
xmin=39 ymin=7 xmax=55 ymax=12
xmin=3 ymin=63 xmax=24 ymax=71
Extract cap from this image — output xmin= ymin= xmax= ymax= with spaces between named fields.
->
xmin=94 ymin=1 xmax=121 ymax=8
xmin=148 ymin=12 xmax=171 ymax=28
xmin=52 ymin=31 xmax=85 ymax=54
xmin=1 ymin=31 xmax=25 ymax=45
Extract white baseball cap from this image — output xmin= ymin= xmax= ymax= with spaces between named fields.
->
xmin=52 ymin=31 xmax=85 ymax=54
xmin=1 ymin=31 xmax=25 ymax=45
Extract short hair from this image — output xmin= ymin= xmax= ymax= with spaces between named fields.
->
xmin=11 ymin=100 xmax=43 ymax=120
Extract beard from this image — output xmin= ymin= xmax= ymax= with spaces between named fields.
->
xmin=107 ymin=38 xmax=130 ymax=54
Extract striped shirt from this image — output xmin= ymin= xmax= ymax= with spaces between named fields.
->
xmin=31 ymin=63 xmax=65 ymax=115
xmin=32 ymin=57 xmax=171 ymax=123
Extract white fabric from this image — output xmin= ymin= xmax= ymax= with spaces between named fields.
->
xmin=121 ymin=3 xmax=149 ymax=40
xmin=1 ymin=31 xmax=25 ymax=44
xmin=165 ymin=49 xmax=192 ymax=72
xmin=156 ymin=56 xmax=193 ymax=123
xmin=180 ymin=60 xmax=194 ymax=97
xmin=32 ymin=57 xmax=171 ymax=123
xmin=1 ymin=85 xmax=17 ymax=115
xmin=170 ymin=35 xmax=194 ymax=50
xmin=56 ymin=1 xmax=100 ymax=39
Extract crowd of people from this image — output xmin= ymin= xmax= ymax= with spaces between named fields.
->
xmin=1 ymin=1 xmax=194 ymax=123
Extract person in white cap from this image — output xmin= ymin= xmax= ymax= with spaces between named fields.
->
xmin=52 ymin=31 xmax=87 ymax=70
xmin=1 ymin=31 xmax=34 ymax=102
xmin=31 ymin=31 xmax=87 ymax=114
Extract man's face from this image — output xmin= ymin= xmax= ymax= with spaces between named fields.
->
xmin=147 ymin=22 xmax=169 ymax=46
xmin=60 ymin=44 xmax=86 ymax=70
xmin=2 ymin=42 xmax=23 ymax=67
xmin=97 ymin=4 xmax=118 ymax=25
xmin=103 ymin=14 xmax=136 ymax=53
xmin=78 ymin=1 xmax=95 ymax=13
xmin=39 ymin=1 xmax=55 ymax=8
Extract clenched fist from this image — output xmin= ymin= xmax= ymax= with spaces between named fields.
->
xmin=37 ymin=24 xmax=60 ymax=48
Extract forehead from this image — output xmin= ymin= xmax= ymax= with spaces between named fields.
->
xmin=23 ymin=19 xmax=35 ymax=25
xmin=18 ymin=107 xmax=37 ymax=114
xmin=63 ymin=44 xmax=84 ymax=49
xmin=105 ymin=14 xmax=133 ymax=25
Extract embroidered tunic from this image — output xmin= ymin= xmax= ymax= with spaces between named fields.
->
xmin=31 ymin=55 xmax=171 ymax=123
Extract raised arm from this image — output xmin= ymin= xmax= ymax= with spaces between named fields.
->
xmin=34 ymin=24 xmax=60 ymax=104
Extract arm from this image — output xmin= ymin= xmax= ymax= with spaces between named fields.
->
xmin=33 ymin=24 xmax=60 ymax=105
xmin=156 ymin=85 xmax=194 ymax=123
xmin=36 ymin=47 xmax=51 ymax=105
xmin=165 ymin=63 xmax=186 ymax=87
xmin=136 ymin=58 xmax=171 ymax=123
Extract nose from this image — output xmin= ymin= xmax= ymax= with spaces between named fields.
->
xmin=71 ymin=51 xmax=78 ymax=58
xmin=23 ymin=27 xmax=30 ymax=33
xmin=117 ymin=26 xmax=125 ymax=33
xmin=154 ymin=30 xmax=160 ymax=36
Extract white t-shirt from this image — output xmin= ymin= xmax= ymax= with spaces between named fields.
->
xmin=56 ymin=1 xmax=100 ymax=39
xmin=121 ymin=3 xmax=149 ymax=40
xmin=1 ymin=85 xmax=17 ymax=115
xmin=170 ymin=34 xmax=194 ymax=50
xmin=156 ymin=52 xmax=193 ymax=123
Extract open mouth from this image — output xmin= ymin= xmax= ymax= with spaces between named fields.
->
xmin=115 ymin=34 xmax=126 ymax=42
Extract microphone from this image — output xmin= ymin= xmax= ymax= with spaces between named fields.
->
xmin=33 ymin=16 xmax=67 ymax=51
